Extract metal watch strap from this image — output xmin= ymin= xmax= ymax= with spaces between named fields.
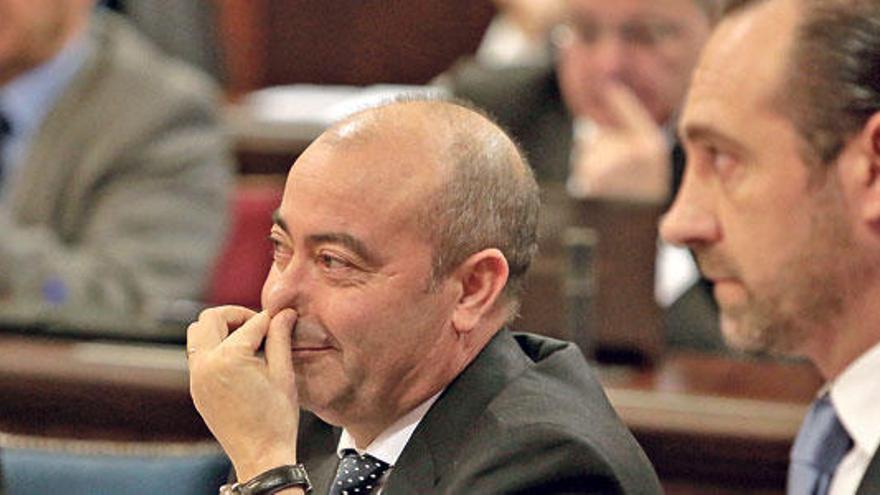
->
xmin=229 ymin=464 xmax=312 ymax=495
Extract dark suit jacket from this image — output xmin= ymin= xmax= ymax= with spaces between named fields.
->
xmin=856 ymin=448 xmax=880 ymax=495
xmin=298 ymin=330 xmax=662 ymax=494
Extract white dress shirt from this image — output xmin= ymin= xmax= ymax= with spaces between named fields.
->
xmin=829 ymin=341 xmax=880 ymax=494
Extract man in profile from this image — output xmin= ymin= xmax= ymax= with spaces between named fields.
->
xmin=661 ymin=0 xmax=880 ymax=492
xmin=187 ymin=98 xmax=661 ymax=494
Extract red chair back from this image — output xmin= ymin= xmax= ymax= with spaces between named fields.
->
xmin=207 ymin=178 xmax=284 ymax=309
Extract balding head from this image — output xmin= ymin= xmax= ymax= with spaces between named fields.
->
xmin=298 ymin=97 xmax=540 ymax=318
xmin=263 ymin=99 xmax=540 ymax=431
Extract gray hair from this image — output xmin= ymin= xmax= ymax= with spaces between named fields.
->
xmin=415 ymin=99 xmax=540 ymax=318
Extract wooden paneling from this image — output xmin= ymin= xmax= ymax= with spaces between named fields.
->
xmin=216 ymin=0 xmax=496 ymax=94
xmin=511 ymin=185 xmax=665 ymax=365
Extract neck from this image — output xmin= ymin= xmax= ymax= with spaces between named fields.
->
xmin=0 ymin=13 xmax=89 ymax=86
xmin=346 ymin=325 xmax=501 ymax=448
xmin=803 ymin=283 xmax=880 ymax=380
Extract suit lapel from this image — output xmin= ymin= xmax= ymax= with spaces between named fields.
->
xmin=856 ymin=448 xmax=880 ymax=495
xmin=381 ymin=329 xmax=528 ymax=493
xmin=380 ymin=434 xmax=436 ymax=493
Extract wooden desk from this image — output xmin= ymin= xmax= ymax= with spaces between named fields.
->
xmin=0 ymin=334 xmax=207 ymax=442
xmin=0 ymin=333 xmax=821 ymax=492
xmin=602 ymin=353 xmax=821 ymax=494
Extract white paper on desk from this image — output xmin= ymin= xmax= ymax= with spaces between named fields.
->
xmin=245 ymin=84 xmax=449 ymax=125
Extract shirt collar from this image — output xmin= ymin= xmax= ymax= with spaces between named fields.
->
xmin=0 ymin=26 xmax=91 ymax=139
xmin=336 ymin=390 xmax=443 ymax=467
xmin=829 ymin=341 xmax=880 ymax=459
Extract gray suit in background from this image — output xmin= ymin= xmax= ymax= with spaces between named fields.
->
xmin=299 ymin=330 xmax=663 ymax=494
xmin=0 ymin=11 xmax=232 ymax=329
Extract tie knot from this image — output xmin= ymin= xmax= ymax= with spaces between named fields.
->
xmin=791 ymin=395 xmax=852 ymax=471
xmin=329 ymin=449 xmax=391 ymax=495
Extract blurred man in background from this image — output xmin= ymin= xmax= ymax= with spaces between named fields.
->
xmin=0 ymin=0 xmax=231 ymax=333
xmin=441 ymin=0 xmax=721 ymax=351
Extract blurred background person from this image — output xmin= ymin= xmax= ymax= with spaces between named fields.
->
xmin=0 ymin=0 xmax=232 ymax=331
xmin=439 ymin=0 xmax=722 ymax=352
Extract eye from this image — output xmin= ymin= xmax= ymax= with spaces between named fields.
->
xmin=317 ymin=252 xmax=350 ymax=271
xmin=268 ymin=235 xmax=292 ymax=266
xmin=707 ymin=145 xmax=738 ymax=179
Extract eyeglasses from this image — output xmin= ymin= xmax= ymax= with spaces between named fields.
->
xmin=553 ymin=17 xmax=685 ymax=49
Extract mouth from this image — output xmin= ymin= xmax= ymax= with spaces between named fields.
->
xmin=289 ymin=345 xmax=335 ymax=363
xmin=710 ymin=278 xmax=747 ymax=307
xmin=291 ymin=345 xmax=334 ymax=352
xmin=289 ymin=328 xmax=337 ymax=357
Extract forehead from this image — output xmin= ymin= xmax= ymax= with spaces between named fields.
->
xmin=681 ymin=0 xmax=796 ymax=134
xmin=279 ymin=128 xmax=444 ymax=236
xmin=567 ymin=0 xmax=704 ymax=20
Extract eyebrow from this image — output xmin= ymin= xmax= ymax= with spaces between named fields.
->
xmin=308 ymin=233 xmax=379 ymax=266
xmin=679 ymin=123 xmax=745 ymax=153
xmin=272 ymin=209 xmax=288 ymax=233
xmin=271 ymin=210 xmax=379 ymax=266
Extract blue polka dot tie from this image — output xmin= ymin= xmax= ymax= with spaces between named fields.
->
xmin=329 ymin=449 xmax=390 ymax=495
xmin=787 ymin=394 xmax=853 ymax=495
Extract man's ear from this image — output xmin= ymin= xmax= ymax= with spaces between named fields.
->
xmin=855 ymin=112 xmax=880 ymax=226
xmin=450 ymin=248 xmax=509 ymax=334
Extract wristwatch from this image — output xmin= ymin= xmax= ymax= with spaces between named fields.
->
xmin=219 ymin=464 xmax=312 ymax=495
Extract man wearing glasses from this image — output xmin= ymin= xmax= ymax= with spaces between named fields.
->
xmin=442 ymin=0 xmax=720 ymax=351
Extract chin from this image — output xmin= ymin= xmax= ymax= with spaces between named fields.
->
xmin=296 ymin=377 xmax=357 ymax=425
xmin=720 ymin=310 xmax=807 ymax=356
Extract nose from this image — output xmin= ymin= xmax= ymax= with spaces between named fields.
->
xmin=659 ymin=167 xmax=721 ymax=248
xmin=261 ymin=260 xmax=310 ymax=317
xmin=592 ymin=32 xmax=628 ymax=81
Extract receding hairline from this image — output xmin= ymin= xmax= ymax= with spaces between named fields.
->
xmin=319 ymin=98 xmax=515 ymax=152
xmin=310 ymin=97 xmax=529 ymax=184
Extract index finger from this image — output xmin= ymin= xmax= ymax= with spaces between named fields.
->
xmin=603 ymin=82 xmax=658 ymax=134
xmin=187 ymin=305 xmax=259 ymax=353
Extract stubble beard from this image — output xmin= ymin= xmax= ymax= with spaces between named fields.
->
xmin=712 ymin=178 xmax=860 ymax=356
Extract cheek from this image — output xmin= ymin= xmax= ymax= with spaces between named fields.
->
xmin=627 ymin=52 xmax=684 ymax=114
xmin=727 ymin=210 xmax=804 ymax=291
